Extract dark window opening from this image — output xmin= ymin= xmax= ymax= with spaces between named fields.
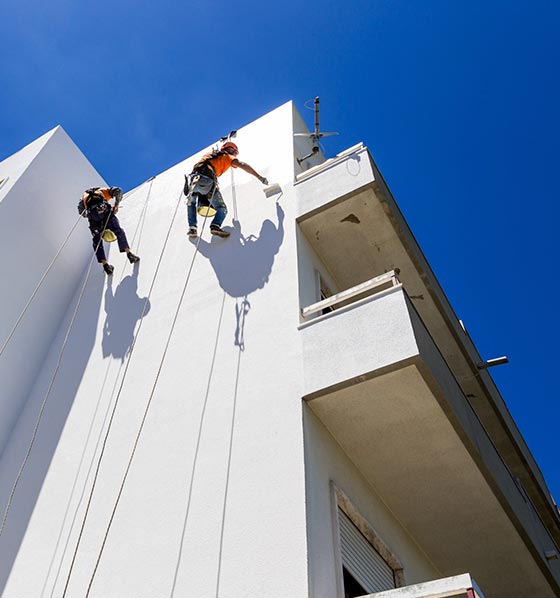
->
xmin=343 ymin=566 xmax=368 ymax=598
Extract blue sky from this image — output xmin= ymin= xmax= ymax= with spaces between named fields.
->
xmin=1 ymin=0 xmax=558 ymax=502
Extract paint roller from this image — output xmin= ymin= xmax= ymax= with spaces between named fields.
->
xmin=263 ymin=183 xmax=282 ymax=198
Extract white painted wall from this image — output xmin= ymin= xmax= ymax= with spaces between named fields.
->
xmin=303 ymin=406 xmax=441 ymax=598
xmin=294 ymin=144 xmax=374 ymax=219
xmin=300 ymin=289 xmax=420 ymax=397
xmin=0 ymin=127 xmax=106 ymax=458
xmin=0 ymin=103 xmax=310 ymax=598
xmin=0 ymin=103 xmax=476 ymax=598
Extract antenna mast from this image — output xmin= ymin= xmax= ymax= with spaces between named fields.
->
xmin=295 ymin=97 xmax=338 ymax=164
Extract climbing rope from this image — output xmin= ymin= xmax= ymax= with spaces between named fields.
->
xmin=0 ymin=215 xmax=82 ymax=358
xmin=0 ymin=182 xmax=148 ymax=359
xmin=62 ymin=186 xmax=194 ymax=596
xmin=84 ymin=214 xmax=209 ymax=597
xmin=230 ymin=168 xmax=238 ymax=221
xmin=0 ymin=210 xmax=114 ymax=538
xmin=43 ymin=181 xmax=154 ymax=597
xmin=43 ymin=362 xmax=124 ymax=598
xmin=0 ymin=180 xmax=152 ymax=539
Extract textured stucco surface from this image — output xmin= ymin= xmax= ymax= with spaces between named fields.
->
xmin=0 ymin=127 xmax=105 ymax=458
xmin=1 ymin=104 xmax=557 ymax=598
xmin=0 ymin=104 xmax=310 ymax=598
xmin=303 ymin=406 xmax=441 ymax=598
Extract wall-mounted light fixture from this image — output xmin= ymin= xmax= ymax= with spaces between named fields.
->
xmin=477 ymin=356 xmax=509 ymax=370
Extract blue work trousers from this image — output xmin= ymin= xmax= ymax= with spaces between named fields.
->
xmin=89 ymin=212 xmax=129 ymax=263
xmin=187 ymin=174 xmax=227 ymax=229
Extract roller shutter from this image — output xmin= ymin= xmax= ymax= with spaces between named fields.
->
xmin=339 ymin=509 xmax=395 ymax=593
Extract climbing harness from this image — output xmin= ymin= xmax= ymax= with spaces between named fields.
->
xmin=0 ymin=180 xmax=151 ymax=539
xmin=79 ymin=189 xmax=110 ymax=221
xmin=186 ymin=173 xmax=218 ymax=218
xmin=80 ymin=187 xmax=122 ymax=219
xmin=0 ymin=184 xmax=144 ymax=360
xmin=185 ymin=129 xmax=238 ymax=219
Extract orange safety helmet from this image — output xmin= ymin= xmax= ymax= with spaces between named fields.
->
xmin=221 ymin=141 xmax=239 ymax=154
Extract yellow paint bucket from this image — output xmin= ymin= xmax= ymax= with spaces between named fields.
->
xmin=102 ymin=230 xmax=117 ymax=243
xmin=196 ymin=196 xmax=216 ymax=218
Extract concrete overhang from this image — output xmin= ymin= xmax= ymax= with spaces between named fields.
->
xmin=302 ymin=288 xmax=560 ymax=598
xmin=295 ymin=145 xmax=560 ymax=546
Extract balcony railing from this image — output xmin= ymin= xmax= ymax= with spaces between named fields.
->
xmin=364 ymin=573 xmax=484 ymax=598
xmin=301 ymin=270 xmax=401 ymax=320
xmin=300 ymin=273 xmax=560 ymax=581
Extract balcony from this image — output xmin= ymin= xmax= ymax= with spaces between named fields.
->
xmin=295 ymin=144 xmax=560 ymax=554
xmin=300 ymin=276 xmax=560 ymax=598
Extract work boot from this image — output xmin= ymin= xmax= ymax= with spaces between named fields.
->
xmin=103 ymin=263 xmax=114 ymax=276
xmin=127 ymin=252 xmax=140 ymax=264
xmin=188 ymin=226 xmax=198 ymax=238
xmin=210 ymin=225 xmax=230 ymax=238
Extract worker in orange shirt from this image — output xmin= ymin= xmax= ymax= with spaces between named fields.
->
xmin=184 ymin=142 xmax=268 ymax=238
xmin=78 ymin=186 xmax=140 ymax=276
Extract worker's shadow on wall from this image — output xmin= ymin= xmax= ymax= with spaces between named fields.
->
xmin=102 ymin=265 xmax=151 ymax=361
xmin=194 ymin=202 xmax=285 ymax=298
xmin=193 ymin=202 xmax=284 ymax=348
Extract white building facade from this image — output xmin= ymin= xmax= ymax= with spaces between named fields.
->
xmin=0 ymin=103 xmax=558 ymax=598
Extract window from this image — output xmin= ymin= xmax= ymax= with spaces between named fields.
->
xmin=334 ymin=485 xmax=405 ymax=597
xmin=338 ymin=509 xmax=395 ymax=594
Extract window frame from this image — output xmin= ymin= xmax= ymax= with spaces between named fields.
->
xmin=330 ymin=483 xmax=405 ymax=597
xmin=314 ymin=269 xmax=336 ymax=315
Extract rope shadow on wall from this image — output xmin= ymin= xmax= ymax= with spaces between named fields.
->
xmin=168 ymin=196 xmax=284 ymax=594
xmin=0 ymin=274 xmax=104 ymax=596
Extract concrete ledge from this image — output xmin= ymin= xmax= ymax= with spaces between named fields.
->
xmin=366 ymin=573 xmax=483 ymax=598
